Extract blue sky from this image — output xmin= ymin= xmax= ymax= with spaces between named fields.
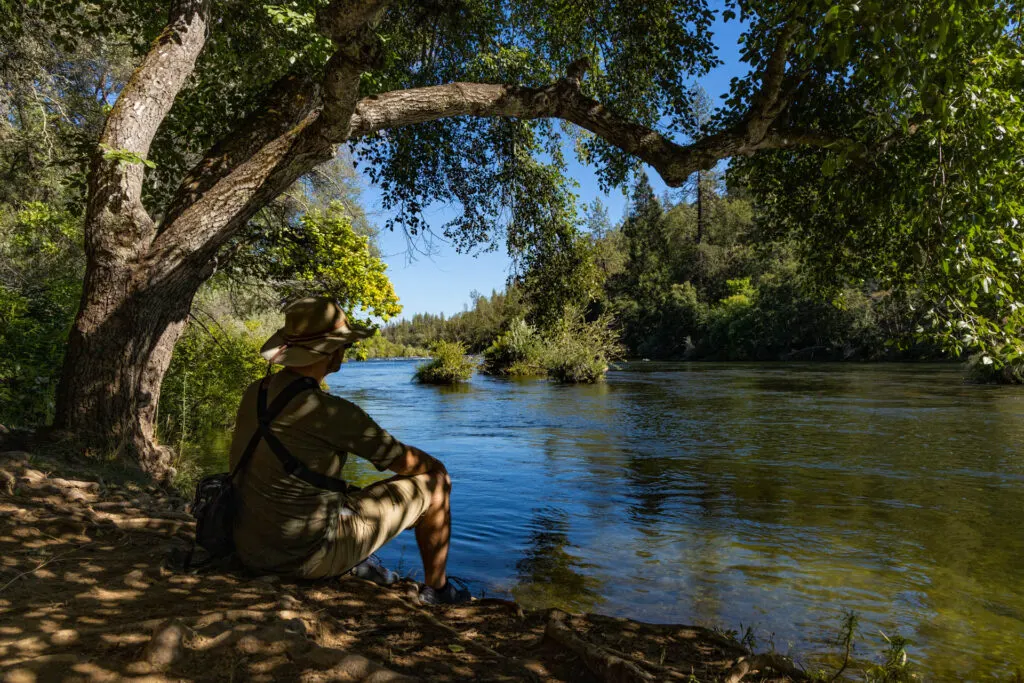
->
xmin=362 ymin=11 xmax=748 ymax=319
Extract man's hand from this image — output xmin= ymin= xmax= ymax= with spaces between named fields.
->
xmin=389 ymin=444 xmax=447 ymax=477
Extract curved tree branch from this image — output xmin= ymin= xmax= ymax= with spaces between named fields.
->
xmin=160 ymin=72 xmax=322 ymax=229
xmin=346 ymin=76 xmax=835 ymax=187
xmin=155 ymin=16 xmax=823 ymax=277
xmin=92 ymin=0 xmax=210 ymax=221
xmin=152 ymin=0 xmax=395 ymax=266
xmin=345 ymin=24 xmax=829 ymax=186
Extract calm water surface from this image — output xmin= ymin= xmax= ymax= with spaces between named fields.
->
xmin=203 ymin=361 xmax=1024 ymax=679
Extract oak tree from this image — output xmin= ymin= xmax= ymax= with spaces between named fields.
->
xmin=10 ymin=0 xmax=1008 ymax=478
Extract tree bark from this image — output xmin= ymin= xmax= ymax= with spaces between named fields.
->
xmin=55 ymin=257 xmax=210 ymax=481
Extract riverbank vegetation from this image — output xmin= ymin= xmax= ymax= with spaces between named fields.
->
xmin=373 ymin=175 xmax=940 ymax=366
xmin=477 ymin=312 xmax=623 ymax=383
xmin=413 ymin=340 xmax=476 ymax=384
xmin=481 ymin=319 xmax=546 ymax=377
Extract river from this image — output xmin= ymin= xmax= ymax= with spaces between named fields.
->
xmin=198 ymin=360 xmax=1024 ymax=679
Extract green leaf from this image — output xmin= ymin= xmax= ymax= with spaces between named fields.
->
xmin=821 ymin=156 xmax=838 ymax=177
xmin=99 ymin=144 xmax=156 ymax=169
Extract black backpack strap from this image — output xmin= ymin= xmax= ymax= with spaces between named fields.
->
xmin=228 ymin=375 xmax=313 ymax=481
xmin=229 ymin=429 xmax=262 ymax=481
xmin=256 ymin=376 xmax=350 ymax=494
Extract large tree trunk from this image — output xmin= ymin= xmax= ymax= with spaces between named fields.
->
xmin=54 ymin=235 xmax=207 ymax=481
xmin=49 ymin=0 xmax=212 ymax=481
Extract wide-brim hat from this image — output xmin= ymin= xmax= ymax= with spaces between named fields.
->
xmin=260 ymin=297 xmax=374 ymax=367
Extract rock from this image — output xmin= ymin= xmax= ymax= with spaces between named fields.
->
xmin=50 ymin=477 xmax=100 ymax=493
xmin=0 ymin=470 xmax=15 ymax=495
xmin=140 ymin=618 xmax=187 ymax=671
xmin=278 ymin=594 xmax=302 ymax=609
xmin=18 ymin=468 xmax=46 ymax=487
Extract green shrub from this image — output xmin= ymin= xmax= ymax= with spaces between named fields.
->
xmin=414 ymin=340 xmax=476 ymax=384
xmin=703 ymin=277 xmax=760 ymax=359
xmin=481 ymin=319 xmax=545 ymax=376
xmin=542 ymin=310 xmax=623 ymax=384
xmin=158 ymin=316 xmax=267 ymax=452
xmin=0 ymin=203 xmax=84 ymax=428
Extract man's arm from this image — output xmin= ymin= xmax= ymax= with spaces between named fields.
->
xmin=388 ymin=445 xmax=447 ymax=477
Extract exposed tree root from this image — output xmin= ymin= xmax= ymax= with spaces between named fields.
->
xmin=392 ymin=590 xmax=514 ymax=664
xmin=599 ymin=644 xmax=693 ymax=681
xmin=544 ymin=609 xmax=656 ymax=683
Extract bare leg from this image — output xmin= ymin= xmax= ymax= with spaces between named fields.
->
xmin=414 ymin=470 xmax=452 ymax=588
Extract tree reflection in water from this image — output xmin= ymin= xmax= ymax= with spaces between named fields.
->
xmin=512 ymin=506 xmax=606 ymax=613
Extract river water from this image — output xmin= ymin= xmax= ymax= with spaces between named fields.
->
xmin=201 ymin=360 xmax=1024 ymax=678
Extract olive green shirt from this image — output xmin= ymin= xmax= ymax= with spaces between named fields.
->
xmin=228 ymin=369 xmax=405 ymax=575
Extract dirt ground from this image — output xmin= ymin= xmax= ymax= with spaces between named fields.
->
xmin=0 ymin=449 xmax=804 ymax=682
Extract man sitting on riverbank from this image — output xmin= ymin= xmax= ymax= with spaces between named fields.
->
xmin=228 ymin=297 xmax=470 ymax=604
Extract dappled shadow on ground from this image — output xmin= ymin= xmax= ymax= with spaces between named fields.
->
xmin=0 ymin=450 xmax=798 ymax=682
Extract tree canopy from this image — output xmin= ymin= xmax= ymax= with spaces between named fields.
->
xmin=13 ymin=0 xmax=1013 ymax=253
xmin=736 ymin=15 xmax=1024 ymax=376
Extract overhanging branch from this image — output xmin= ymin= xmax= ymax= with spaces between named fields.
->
xmin=160 ymin=72 xmax=322 ymax=229
xmin=153 ymin=16 xmax=826 ymax=274
xmin=346 ymin=24 xmax=831 ymax=186
xmin=347 ymin=82 xmax=835 ymax=187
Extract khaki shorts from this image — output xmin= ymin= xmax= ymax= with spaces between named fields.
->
xmin=299 ymin=473 xmax=434 ymax=579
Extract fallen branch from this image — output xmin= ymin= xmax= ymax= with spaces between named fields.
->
xmin=0 ymin=543 xmax=93 ymax=593
xmin=544 ymin=609 xmax=655 ymax=683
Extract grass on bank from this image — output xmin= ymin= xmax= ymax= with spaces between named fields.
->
xmin=413 ymin=340 xmax=476 ymax=384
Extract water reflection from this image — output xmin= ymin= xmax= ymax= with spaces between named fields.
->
xmin=512 ymin=506 xmax=606 ymax=613
xmin=194 ymin=360 xmax=1024 ymax=679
